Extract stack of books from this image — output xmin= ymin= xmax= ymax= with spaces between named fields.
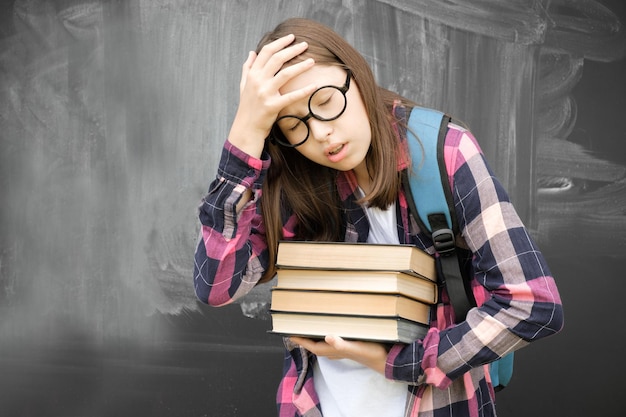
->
xmin=269 ymin=241 xmax=437 ymax=343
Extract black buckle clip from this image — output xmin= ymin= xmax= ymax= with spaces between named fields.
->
xmin=432 ymin=228 xmax=456 ymax=255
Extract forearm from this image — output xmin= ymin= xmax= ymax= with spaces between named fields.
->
xmin=384 ymin=265 xmax=561 ymax=389
xmin=194 ymin=141 xmax=271 ymax=306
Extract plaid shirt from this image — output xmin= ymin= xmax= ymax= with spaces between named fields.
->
xmin=194 ymin=109 xmax=563 ymax=417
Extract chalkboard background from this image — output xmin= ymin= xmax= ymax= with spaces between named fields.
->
xmin=0 ymin=1 xmax=624 ymax=416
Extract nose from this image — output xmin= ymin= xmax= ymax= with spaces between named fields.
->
xmin=307 ymin=118 xmax=333 ymax=142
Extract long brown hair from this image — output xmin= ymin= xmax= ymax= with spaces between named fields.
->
xmin=258 ymin=18 xmax=414 ymax=283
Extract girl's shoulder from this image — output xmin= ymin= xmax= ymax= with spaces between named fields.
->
xmin=391 ymin=103 xmax=487 ymax=180
xmin=445 ymin=121 xmax=479 ymax=149
xmin=443 ymin=121 xmax=484 ymax=174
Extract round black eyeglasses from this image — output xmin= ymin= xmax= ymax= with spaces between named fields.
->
xmin=271 ymin=69 xmax=352 ymax=148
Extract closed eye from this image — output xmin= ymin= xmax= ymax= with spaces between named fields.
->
xmin=313 ymin=90 xmax=335 ymax=107
xmin=287 ymin=121 xmax=302 ymax=131
xmin=277 ymin=117 xmax=304 ymax=132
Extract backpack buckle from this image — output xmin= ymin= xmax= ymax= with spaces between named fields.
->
xmin=432 ymin=228 xmax=455 ymax=255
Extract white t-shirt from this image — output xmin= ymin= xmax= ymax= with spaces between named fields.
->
xmin=313 ymin=200 xmax=408 ymax=417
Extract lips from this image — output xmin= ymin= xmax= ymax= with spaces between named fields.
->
xmin=327 ymin=144 xmax=344 ymax=156
xmin=325 ymin=142 xmax=349 ymax=163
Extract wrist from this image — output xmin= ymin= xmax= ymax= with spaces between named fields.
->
xmin=228 ymin=116 xmax=272 ymax=158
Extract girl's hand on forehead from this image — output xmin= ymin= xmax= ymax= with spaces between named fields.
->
xmin=228 ymin=34 xmax=317 ymax=157
xmin=241 ymin=34 xmax=317 ymax=123
xmin=247 ymin=34 xmax=310 ymax=80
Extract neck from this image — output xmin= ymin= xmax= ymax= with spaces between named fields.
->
xmin=353 ymin=163 xmax=372 ymax=195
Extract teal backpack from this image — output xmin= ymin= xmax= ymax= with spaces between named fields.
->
xmin=402 ymin=106 xmax=514 ymax=391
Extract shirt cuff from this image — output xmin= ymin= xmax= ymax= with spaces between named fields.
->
xmin=218 ymin=140 xmax=271 ymax=189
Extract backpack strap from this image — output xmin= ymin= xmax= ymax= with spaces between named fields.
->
xmin=403 ymin=106 xmax=475 ymax=321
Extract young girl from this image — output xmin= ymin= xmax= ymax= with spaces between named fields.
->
xmin=194 ymin=18 xmax=563 ymax=417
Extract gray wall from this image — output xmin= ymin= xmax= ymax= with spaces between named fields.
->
xmin=0 ymin=0 xmax=624 ymax=416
